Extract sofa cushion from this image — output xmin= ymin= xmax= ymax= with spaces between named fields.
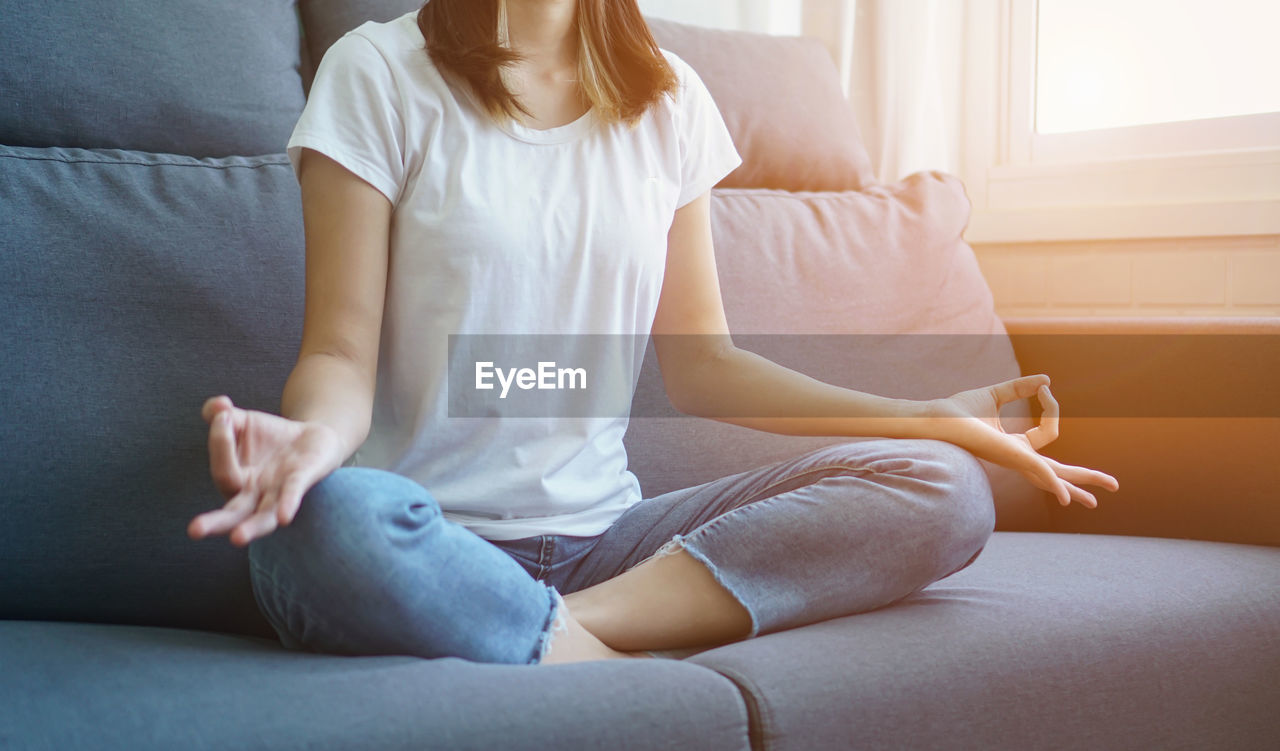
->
xmin=0 ymin=621 xmax=750 ymax=751
xmin=625 ymin=174 xmax=1049 ymax=530
xmin=0 ymin=146 xmax=304 ymax=637
xmin=296 ymin=4 xmax=875 ymax=193
xmin=299 ymin=0 xmax=423 ymax=71
xmin=687 ymin=532 xmax=1280 ymax=750
xmin=647 ymin=18 xmax=876 ymax=192
xmin=0 ymin=1 xmax=304 ymax=156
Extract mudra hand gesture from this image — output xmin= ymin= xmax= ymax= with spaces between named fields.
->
xmin=187 ymin=396 xmax=348 ymax=547
xmin=927 ymin=374 xmax=1119 ymax=508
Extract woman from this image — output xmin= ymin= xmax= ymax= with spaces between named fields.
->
xmin=188 ymin=0 xmax=1117 ymax=665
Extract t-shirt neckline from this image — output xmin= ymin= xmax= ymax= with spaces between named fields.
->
xmin=495 ymin=107 xmax=598 ymax=145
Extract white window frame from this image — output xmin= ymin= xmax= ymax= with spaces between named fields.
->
xmin=960 ymin=0 xmax=1280 ymax=244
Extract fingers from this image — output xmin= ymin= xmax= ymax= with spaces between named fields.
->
xmin=230 ymin=513 xmax=279 ymax=547
xmin=1025 ymin=384 xmax=1061 ymax=450
xmin=1051 ymin=479 xmax=1071 ymax=507
xmin=230 ymin=490 xmax=280 ymax=548
xmin=1045 ymin=456 xmax=1120 ymax=492
xmin=207 ymin=409 xmax=245 ymax=498
xmin=992 ymin=374 xmax=1051 ymax=408
xmin=202 ymin=396 xmax=247 ymax=432
xmin=1042 ymin=458 xmax=1117 ymax=509
xmin=1022 ymin=459 xmax=1109 ymax=508
xmin=1021 ymin=455 xmax=1071 ymax=507
xmin=275 ymin=471 xmax=311 ymax=527
xmin=1065 ymin=482 xmax=1098 ymax=509
xmin=1023 ymin=474 xmax=1096 ymax=509
xmin=202 ymin=395 xmax=233 ymax=423
xmin=193 ymin=400 xmax=330 ymax=545
xmin=188 ymin=492 xmax=256 ymax=539
xmin=189 ymin=468 xmax=312 ymax=544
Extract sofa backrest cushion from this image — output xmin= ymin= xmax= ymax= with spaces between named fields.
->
xmin=645 ymin=18 xmax=876 ymax=193
xmin=299 ymin=0 xmax=423 ymax=72
xmin=0 ymin=1 xmax=305 ymax=157
xmin=624 ymin=175 xmax=1051 ymax=530
xmin=297 ymin=3 xmax=875 ymax=193
xmin=0 ymin=146 xmax=303 ymax=637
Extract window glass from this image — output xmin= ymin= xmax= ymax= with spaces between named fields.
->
xmin=1036 ymin=0 xmax=1280 ymax=134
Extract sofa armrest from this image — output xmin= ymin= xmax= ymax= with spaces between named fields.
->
xmin=1003 ymin=317 xmax=1280 ymax=547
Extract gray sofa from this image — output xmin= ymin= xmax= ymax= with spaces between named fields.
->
xmin=3 ymin=2 xmax=1277 ymax=749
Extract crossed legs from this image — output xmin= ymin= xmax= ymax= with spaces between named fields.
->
xmin=554 ymin=438 xmax=996 ymax=659
xmin=250 ymin=439 xmax=995 ymax=664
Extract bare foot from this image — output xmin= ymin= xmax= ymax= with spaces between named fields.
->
xmin=540 ymin=599 xmax=641 ymax=664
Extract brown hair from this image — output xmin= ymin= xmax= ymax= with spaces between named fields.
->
xmin=417 ymin=0 xmax=678 ymax=127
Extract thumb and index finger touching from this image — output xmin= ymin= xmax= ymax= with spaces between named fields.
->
xmin=990 ymin=375 xmax=1065 ymax=500
xmin=194 ymin=396 xmax=332 ymax=543
xmin=993 ymin=375 xmax=1120 ymax=501
xmin=202 ymin=395 xmax=245 ymax=499
xmin=992 ymin=374 xmax=1060 ymax=449
xmin=992 ymin=374 xmax=1051 ymax=407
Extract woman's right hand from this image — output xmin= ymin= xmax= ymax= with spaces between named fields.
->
xmin=188 ymin=395 xmax=347 ymax=547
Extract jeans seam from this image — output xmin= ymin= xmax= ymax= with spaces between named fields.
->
xmin=248 ymin=558 xmax=347 ymax=652
xmin=537 ymin=535 xmax=553 ymax=581
xmin=746 ymin=463 xmax=872 ymax=505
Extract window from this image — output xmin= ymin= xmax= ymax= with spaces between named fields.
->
xmin=1035 ymin=0 xmax=1280 ymax=135
xmin=960 ymin=0 xmax=1280 ymax=243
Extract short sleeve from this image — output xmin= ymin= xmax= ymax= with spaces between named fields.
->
xmin=670 ymin=55 xmax=743 ymax=209
xmin=287 ymin=33 xmax=406 ymax=204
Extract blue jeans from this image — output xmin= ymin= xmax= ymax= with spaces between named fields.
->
xmin=248 ymin=438 xmax=995 ymax=665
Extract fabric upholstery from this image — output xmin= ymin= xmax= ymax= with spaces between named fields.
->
xmin=299 ymin=0 xmax=423 ymax=69
xmin=688 ymin=531 xmax=1280 ymax=751
xmin=0 ymin=0 xmax=304 ymax=157
xmin=624 ymin=174 xmax=1050 ymax=530
xmin=0 ymin=620 xmax=750 ymax=751
xmin=0 ymin=146 xmax=305 ymax=637
xmin=646 ymin=18 xmax=876 ymax=192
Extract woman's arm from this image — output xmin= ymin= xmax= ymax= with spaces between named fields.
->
xmin=651 ymin=191 xmax=1118 ymax=508
xmin=278 ymin=148 xmax=392 ymax=458
xmin=652 ymin=191 xmax=931 ymax=437
xmin=189 ymin=149 xmax=391 ymax=545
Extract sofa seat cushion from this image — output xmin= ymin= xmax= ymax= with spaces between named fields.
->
xmin=0 ymin=146 xmax=305 ymax=637
xmin=0 ymin=620 xmax=750 ymax=751
xmin=686 ymin=531 xmax=1280 ymax=751
xmin=0 ymin=1 xmax=304 ymax=156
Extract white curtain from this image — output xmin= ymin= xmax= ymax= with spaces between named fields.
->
xmin=804 ymin=0 xmax=965 ymax=184
xmin=639 ymin=0 xmax=965 ymax=185
xmin=637 ymin=0 xmax=802 ymax=34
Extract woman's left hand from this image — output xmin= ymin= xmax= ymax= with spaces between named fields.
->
xmin=926 ymin=374 xmax=1119 ymax=508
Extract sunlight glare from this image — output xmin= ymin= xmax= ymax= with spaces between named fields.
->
xmin=1036 ymin=0 xmax=1280 ymax=133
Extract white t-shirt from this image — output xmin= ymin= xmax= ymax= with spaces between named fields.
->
xmin=286 ymin=10 xmax=741 ymax=540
